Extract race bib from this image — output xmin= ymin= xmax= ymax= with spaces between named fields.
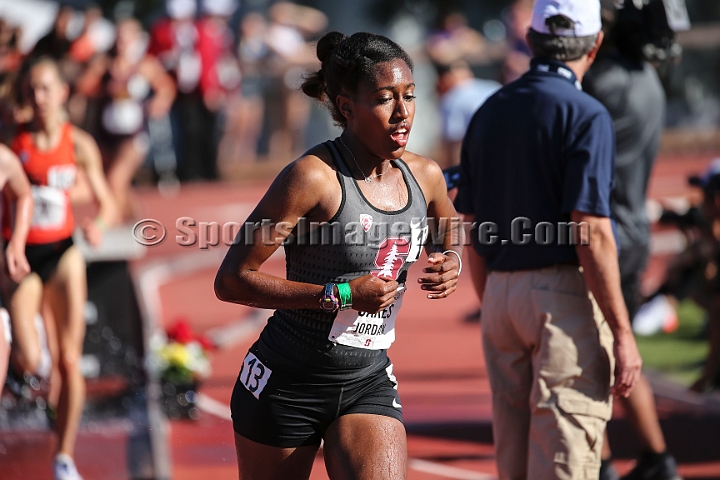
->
xmin=239 ymin=352 xmax=272 ymax=399
xmin=31 ymin=186 xmax=67 ymax=230
xmin=328 ymin=287 xmax=404 ymax=350
xmin=47 ymin=165 xmax=76 ymax=190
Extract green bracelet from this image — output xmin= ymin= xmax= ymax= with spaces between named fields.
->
xmin=337 ymin=282 xmax=352 ymax=310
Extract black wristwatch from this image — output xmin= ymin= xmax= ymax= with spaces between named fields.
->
xmin=319 ymin=283 xmax=339 ymax=313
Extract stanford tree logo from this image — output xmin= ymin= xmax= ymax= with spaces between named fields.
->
xmin=374 ymin=237 xmax=411 ymax=279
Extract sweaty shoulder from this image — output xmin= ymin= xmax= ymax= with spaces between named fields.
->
xmin=286 ymin=143 xmax=338 ymax=189
xmin=400 ymin=151 xmax=445 ymax=202
xmin=267 ymin=143 xmax=342 ymax=218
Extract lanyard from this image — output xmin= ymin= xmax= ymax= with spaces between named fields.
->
xmin=530 ymin=59 xmax=583 ymax=91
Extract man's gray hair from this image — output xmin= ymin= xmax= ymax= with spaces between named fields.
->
xmin=527 ymin=15 xmax=599 ymax=62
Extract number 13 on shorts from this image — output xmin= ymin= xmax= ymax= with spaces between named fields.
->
xmin=239 ymin=352 xmax=272 ymax=399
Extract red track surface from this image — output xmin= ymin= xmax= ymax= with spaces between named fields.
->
xmin=2 ymin=153 xmax=720 ymax=479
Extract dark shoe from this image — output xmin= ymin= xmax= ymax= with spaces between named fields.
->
xmin=622 ymin=452 xmax=682 ymax=480
xmin=600 ymin=459 xmax=620 ymax=480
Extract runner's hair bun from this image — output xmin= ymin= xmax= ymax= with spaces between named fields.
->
xmin=301 ymin=31 xmax=347 ymax=102
xmin=317 ymin=31 xmax=347 ymax=66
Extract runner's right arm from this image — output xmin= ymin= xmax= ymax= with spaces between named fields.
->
xmin=215 ymin=150 xmax=398 ymax=313
xmin=0 ymin=145 xmax=32 ymax=283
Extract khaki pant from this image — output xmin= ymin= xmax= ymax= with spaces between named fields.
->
xmin=482 ymin=265 xmax=614 ymax=480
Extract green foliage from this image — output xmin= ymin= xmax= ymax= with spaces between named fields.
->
xmin=636 ymin=299 xmax=709 ymax=385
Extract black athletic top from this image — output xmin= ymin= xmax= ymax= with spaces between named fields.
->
xmin=584 ymin=53 xmax=665 ymax=250
xmin=254 ymin=139 xmax=429 ymax=378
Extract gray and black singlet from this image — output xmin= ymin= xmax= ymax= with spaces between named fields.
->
xmin=253 ymin=139 xmax=429 ymax=378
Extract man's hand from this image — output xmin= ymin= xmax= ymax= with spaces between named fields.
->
xmin=573 ymin=210 xmax=641 ymax=397
xmin=612 ymin=328 xmax=642 ymax=398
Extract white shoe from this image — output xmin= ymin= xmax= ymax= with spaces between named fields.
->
xmin=54 ymin=454 xmax=83 ymax=480
xmin=633 ymin=295 xmax=676 ymax=336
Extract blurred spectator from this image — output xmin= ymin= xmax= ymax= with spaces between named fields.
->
xmin=425 ymin=10 xmax=495 ymax=67
xmin=0 ymin=18 xmax=22 ymax=72
xmin=167 ymin=0 xmax=240 ymax=181
xmin=65 ymin=7 xmax=117 ymax=129
xmin=76 ymin=18 xmax=176 ymax=221
xmin=435 ymin=61 xmax=500 ymax=168
xmin=148 ymin=0 xmax=204 ymax=185
xmin=30 ymin=5 xmax=75 ymax=60
xmin=688 ymin=163 xmax=720 ymax=392
xmin=500 ymin=0 xmax=533 ymax=84
xmin=648 ymin=162 xmax=720 ymax=393
xmin=257 ymin=1 xmax=326 ymax=163
xmin=148 ymin=0 xmax=201 ymax=95
xmin=68 ymin=5 xmax=116 ymax=64
xmin=217 ymin=12 xmax=268 ymax=173
xmin=196 ymin=0 xmax=241 ymax=113
xmin=0 ymin=18 xmax=23 ymax=143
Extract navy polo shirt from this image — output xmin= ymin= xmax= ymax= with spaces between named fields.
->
xmin=454 ymin=58 xmax=616 ymax=271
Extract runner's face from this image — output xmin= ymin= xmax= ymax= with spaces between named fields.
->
xmin=345 ymin=59 xmax=415 ymax=159
xmin=116 ymin=20 xmax=142 ymax=58
xmin=27 ymin=64 xmax=67 ymax=124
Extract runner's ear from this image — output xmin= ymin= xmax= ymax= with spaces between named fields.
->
xmin=336 ymin=94 xmax=353 ymax=120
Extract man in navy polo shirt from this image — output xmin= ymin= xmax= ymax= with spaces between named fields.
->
xmin=455 ymin=0 xmax=642 ymax=478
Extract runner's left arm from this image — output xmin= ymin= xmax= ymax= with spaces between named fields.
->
xmin=413 ymin=156 xmax=463 ymax=299
xmin=73 ymin=127 xmax=118 ymax=246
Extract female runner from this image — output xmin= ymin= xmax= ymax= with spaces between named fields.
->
xmin=215 ymin=31 xmax=462 ymax=479
xmin=4 ymin=57 xmax=116 ymax=480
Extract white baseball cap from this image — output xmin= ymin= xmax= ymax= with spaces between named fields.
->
xmin=531 ymin=0 xmax=602 ymax=37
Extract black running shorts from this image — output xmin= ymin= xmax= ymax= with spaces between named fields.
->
xmin=230 ymin=344 xmax=403 ymax=448
xmin=8 ymin=237 xmax=74 ymax=284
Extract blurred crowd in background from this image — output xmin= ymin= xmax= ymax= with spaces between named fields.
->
xmin=0 ymin=0 xmax=717 ymax=200
xmin=0 ymin=0 xmax=523 ymax=194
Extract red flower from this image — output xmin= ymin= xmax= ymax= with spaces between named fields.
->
xmin=166 ymin=317 xmax=216 ymax=350
xmin=167 ymin=318 xmax=195 ymax=344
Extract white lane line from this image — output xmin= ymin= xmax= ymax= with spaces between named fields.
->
xmin=408 ymin=459 xmax=496 ymax=480
xmin=196 ymin=393 xmax=232 ymax=421
xmin=135 ymin=251 xmax=226 ymax=338
xmin=206 ymin=309 xmax=268 ymax=350
xmin=191 ymin=202 xmax=255 ymax=224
